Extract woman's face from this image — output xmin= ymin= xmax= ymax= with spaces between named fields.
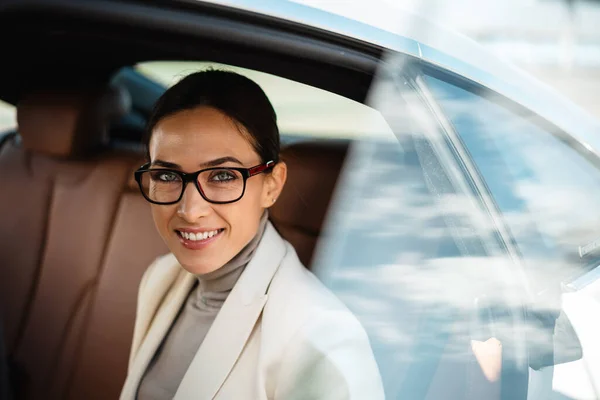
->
xmin=148 ymin=106 xmax=286 ymax=275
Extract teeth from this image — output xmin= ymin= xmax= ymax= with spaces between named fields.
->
xmin=180 ymin=230 xmax=220 ymax=241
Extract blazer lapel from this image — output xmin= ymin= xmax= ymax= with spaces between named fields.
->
xmin=121 ymin=268 xmax=196 ymax=400
xmin=174 ymin=222 xmax=287 ymax=400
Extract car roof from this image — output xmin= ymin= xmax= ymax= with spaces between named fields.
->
xmin=2 ymin=0 xmax=599 ymax=155
xmin=198 ymin=0 xmax=600 ymax=156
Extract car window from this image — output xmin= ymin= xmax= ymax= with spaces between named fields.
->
xmin=0 ymin=100 xmax=15 ymax=132
xmin=135 ymin=61 xmax=393 ymax=143
xmin=423 ymin=72 xmax=600 ymax=287
xmin=307 ymin=61 xmax=598 ymax=399
xmin=309 ymin=67 xmax=531 ymax=399
xmin=423 ymin=71 xmax=600 ymax=400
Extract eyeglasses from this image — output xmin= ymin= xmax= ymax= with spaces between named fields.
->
xmin=134 ymin=160 xmax=275 ymax=205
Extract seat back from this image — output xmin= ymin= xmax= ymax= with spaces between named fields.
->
xmin=270 ymin=140 xmax=349 ymax=267
xmin=0 ymin=86 xmax=167 ymax=400
xmin=0 ymin=86 xmax=129 ymax=354
xmin=65 ymin=165 xmax=168 ymax=400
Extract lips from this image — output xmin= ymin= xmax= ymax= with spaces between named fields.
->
xmin=177 ymin=229 xmax=221 ymax=241
xmin=175 ymin=228 xmax=225 ymax=250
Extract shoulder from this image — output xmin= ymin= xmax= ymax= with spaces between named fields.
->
xmin=128 ymin=253 xmax=181 ymax=370
xmin=138 ymin=253 xmax=181 ymax=297
xmin=263 ymin=243 xmax=385 ymax=398
xmin=135 ymin=253 xmax=186 ymax=322
xmin=269 ymin=242 xmax=347 ymax=308
xmin=264 ymin=242 xmax=370 ymax=346
xmin=143 ymin=252 xmax=180 ymax=280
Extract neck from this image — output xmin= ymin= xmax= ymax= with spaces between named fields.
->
xmin=193 ymin=211 xmax=269 ymax=308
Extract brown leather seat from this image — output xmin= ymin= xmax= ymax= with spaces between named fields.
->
xmin=0 ymin=86 xmax=167 ymax=400
xmin=271 ymin=140 xmax=349 ymax=267
xmin=66 ymin=166 xmax=167 ymax=400
xmin=0 ymin=86 xmax=130 ymax=358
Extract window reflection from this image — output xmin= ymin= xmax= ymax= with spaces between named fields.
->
xmin=310 ymin=70 xmax=594 ymax=399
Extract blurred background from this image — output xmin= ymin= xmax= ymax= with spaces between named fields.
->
xmin=295 ymin=0 xmax=600 ymax=117
xmin=3 ymin=0 xmax=599 ymax=134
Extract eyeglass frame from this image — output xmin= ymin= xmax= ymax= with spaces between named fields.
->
xmin=134 ymin=160 xmax=275 ymax=205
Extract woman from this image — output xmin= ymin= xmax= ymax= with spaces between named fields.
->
xmin=120 ymin=70 xmax=384 ymax=400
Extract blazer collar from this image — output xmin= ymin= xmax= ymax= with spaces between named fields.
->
xmin=174 ymin=221 xmax=287 ymax=399
xmin=122 ymin=222 xmax=287 ymax=400
xmin=121 ymin=265 xmax=196 ymax=400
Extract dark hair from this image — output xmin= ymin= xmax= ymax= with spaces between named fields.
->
xmin=145 ymin=69 xmax=280 ymax=164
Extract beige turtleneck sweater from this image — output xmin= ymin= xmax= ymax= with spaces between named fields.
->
xmin=137 ymin=212 xmax=269 ymax=400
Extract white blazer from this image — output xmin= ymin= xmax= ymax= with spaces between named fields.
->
xmin=120 ymin=221 xmax=385 ymax=400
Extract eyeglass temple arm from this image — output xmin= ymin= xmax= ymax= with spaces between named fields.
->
xmin=248 ymin=160 xmax=275 ymax=176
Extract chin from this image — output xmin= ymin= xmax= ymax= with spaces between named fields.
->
xmin=176 ymin=253 xmax=222 ymax=275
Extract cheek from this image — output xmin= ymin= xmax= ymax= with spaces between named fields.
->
xmin=221 ymin=184 xmax=264 ymax=234
xmin=243 ymin=180 xmax=269 ymax=216
xmin=150 ymin=204 xmax=176 ymax=235
xmin=244 ymin=180 xmax=266 ymax=205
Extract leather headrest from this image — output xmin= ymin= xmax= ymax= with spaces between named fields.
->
xmin=271 ymin=140 xmax=349 ymax=235
xmin=127 ymin=157 xmax=146 ymax=192
xmin=17 ymin=85 xmax=131 ymax=158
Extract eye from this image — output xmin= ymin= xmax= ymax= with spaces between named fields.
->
xmin=210 ymin=169 xmax=237 ymax=182
xmin=151 ymin=170 xmax=180 ymax=182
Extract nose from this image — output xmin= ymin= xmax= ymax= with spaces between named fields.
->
xmin=176 ymin=182 xmax=211 ymax=222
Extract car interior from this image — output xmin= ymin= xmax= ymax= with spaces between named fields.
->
xmin=3 ymin=1 xmax=581 ymax=400
xmin=0 ymin=1 xmax=382 ymax=399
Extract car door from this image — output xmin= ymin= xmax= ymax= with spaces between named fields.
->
xmin=310 ymin=54 xmax=526 ymax=399
xmin=419 ymin=64 xmax=600 ymax=400
xmin=310 ymin=51 xmax=599 ymax=399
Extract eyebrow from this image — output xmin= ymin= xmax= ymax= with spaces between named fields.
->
xmin=151 ymin=160 xmax=181 ymax=169
xmin=202 ymin=156 xmax=244 ymax=167
xmin=151 ymin=156 xmax=244 ymax=169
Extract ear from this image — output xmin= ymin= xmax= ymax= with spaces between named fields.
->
xmin=261 ymin=161 xmax=287 ymax=208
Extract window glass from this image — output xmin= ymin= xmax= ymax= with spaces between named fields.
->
xmin=424 ymin=73 xmax=600 ymax=285
xmin=309 ymin=65 xmax=594 ymax=399
xmin=424 ymin=72 xmax=599 ymax=400
xmin=135 ymin=61 xmax=393 ymax=142
xmin=0 ymin=100 xmax=15 ymax=132
xmin=310 ymin=70 xmax=522 ymax=399
xmin=313 ymin=136 xmax=486 ymax=399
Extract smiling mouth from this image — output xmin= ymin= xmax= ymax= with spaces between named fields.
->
xmin=176 ymin=229 xmax=225 ymax=242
